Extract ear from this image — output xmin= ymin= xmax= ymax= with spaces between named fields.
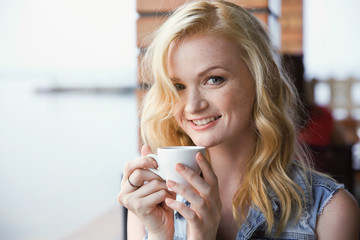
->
xmin=140 ymin=144 xmax=153 ymax=156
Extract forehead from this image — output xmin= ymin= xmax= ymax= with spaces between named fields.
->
xmin=169 ymin=34 xmax=241 ymax=61
xmin=167 ymin=34 xmax=245 ymax=77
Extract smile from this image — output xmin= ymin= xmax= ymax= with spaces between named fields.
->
xmin=191 ymin=116 xmax=221 ymax=126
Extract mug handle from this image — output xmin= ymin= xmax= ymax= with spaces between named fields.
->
xmin=146 ymin=154 xmax=164 ymax=180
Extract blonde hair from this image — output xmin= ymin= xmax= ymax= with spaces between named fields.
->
xmin=140 ymin=0 xmax=310 ymax=235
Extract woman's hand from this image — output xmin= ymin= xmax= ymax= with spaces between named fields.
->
xmin=117 ymin=145 xmax=176 ymax=239
xmin=165 ymin=152 xmax=222 ymax=240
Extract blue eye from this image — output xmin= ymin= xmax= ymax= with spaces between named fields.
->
xmin=174 ymin=83 xmax=186 ymax=90
xmin=206 ymin=76 xmax=225 ymax=85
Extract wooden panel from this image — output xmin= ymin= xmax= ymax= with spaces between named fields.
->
xmin=228 ymin=0 xmax=281 ymax=16
xmin=280 ymin=5 xmax=302 ymax=30
xmin=281 ymin=30 xmax=303 ymax=54
xmin=281 ymin=1 xmax=302 ymax=13
xmin=281 ymin=0 xmax=302 ymax=11
xmin=136 ymin=12 xmax=272 ymax=48
xmin=137 ymin=0 xmax=276 ymax=13
xmin=137 ymin=0 xmax=281 ymax=18
xmin=253 ymin=12 xmax=269 ymax=25
xmin=281 ymin=30 xmax=302 ymax=54
xmin=281 ymin=30 xmax=302 ymax=42
xmin=226 ymin=0 xmax=269 ymax=9
xmin=280 ymin=43 xmax=303 ymax=55
xmin=280 ymin=14 xmax=302 ymax=31
xmin=280 ymin=0 xmax=303 ymax=54
xmin=136 ymin=16 xmax=167 ymax=48
xmin=137 ymin=0 xmax=188 ymax=13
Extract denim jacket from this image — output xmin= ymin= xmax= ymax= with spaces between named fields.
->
xmin=147 ymin=165 xmax=343 ymax=240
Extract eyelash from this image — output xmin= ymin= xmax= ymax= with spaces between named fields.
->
xmin=173 ymin=76 xmax=225 ymax=90
xmin=206 ymin=76 xmax=225 ymax=85
xmin=174 ymin=83 xmax=186 ymax=90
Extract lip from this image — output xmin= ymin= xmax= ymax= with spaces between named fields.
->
xmin=189 ymin=115 xmax=221 ymax=130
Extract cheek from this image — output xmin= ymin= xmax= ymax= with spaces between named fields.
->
xmin=220 ymin=92 xmax=242 ymax=111
xmin=223 ymin=92 xmax=254 ymax=120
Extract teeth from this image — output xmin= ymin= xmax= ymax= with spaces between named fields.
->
xmin=192 ymin=116 xmax=219 ymax=126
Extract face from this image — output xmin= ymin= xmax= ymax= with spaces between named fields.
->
xmin=167 ymin=34 xmax=256 ymax=149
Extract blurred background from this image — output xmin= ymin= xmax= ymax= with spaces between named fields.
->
xmin=0 ymin=0 xmax=359 ymax=240
xmin=0 ymin=0 xmax=138 ymax=239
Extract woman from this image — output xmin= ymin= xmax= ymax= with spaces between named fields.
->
xmin=118 ymin=1 xmax=359 ymax=239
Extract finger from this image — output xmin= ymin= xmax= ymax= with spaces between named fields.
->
xmin=195 ymin=153 xmax=221 ymax=211
xmin=122 ymin=156 xmax=158 ymax=181
xmin=165 ymin=198 xmax=201 ymax=227
xmin=131 ymin=179 xmax=167 ymax=197
xmin=141 ymin=144 xmax=153 ymax=156
xmin=130 ymin=180 xmax=176 ymax=207
xmin=196 ymin=152 xmax=219 ymax=189
xmin=172 ymin=160 xmax=221 ymax=216
xmin=122 ymin=180 xmax=172 ymax=212
xmin=142 ymin=189 xmax=171 ymax=210
xmin=166 ymin=179 xmax=211 ymax=219
xmin=174 ymin=161 xmax=210 ymax=196
xmin=126 ymin=168 xmax=165 ymax=191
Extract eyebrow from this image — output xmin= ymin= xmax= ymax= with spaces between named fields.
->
xmin=197 ymin=65 xmax=229 ymax=77
xmin=170 ymin=65 xmax=229 ymax=83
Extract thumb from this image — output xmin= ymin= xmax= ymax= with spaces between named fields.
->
xmin=140 ymin=144 xmax=153 ymax=156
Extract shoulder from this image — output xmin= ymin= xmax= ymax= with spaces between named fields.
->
xmin=291 ymin=165 xmax=342 ymax=201
xmin=292 ymin=167 xmax=359 ymax=238
xmin=316 ymin=189 xmax=359 ymax=239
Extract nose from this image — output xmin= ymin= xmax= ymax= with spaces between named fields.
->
xmin=184 ymin=89 xmax=208 ymax=113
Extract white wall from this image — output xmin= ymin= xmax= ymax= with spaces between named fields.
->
xmin=303 ymin=0 xmax=360 ymax=80
xmin=0 ymin=0 xmax=137 ymax=85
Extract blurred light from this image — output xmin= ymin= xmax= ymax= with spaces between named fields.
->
xmin=333 ymin=108 xmax=349 ymax=120
xmin=0 ymin=0 xmax=137 ymax=74
xmin=351 ymin=82 xmax=360 ymax=105
xmin=351 ymin=108 xmax=360 ymax=121
xmin=304 ymin=0 xmax=360 ymax=79
xmin=314 ymin=82 xmax=331 ymax=106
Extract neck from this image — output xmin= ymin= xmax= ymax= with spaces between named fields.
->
xmin=208 ymin=130 xmax=256 ymax=185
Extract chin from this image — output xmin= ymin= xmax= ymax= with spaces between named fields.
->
xmin=191 ymin=138 xmax=220 ymax=148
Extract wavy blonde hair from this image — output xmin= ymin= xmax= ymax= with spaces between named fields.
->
xmin=140 ymin=0 xmax=310 ymax=235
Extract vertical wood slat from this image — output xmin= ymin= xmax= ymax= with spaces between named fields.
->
xmin=136 ymin=0 xmax=279 ymax=14
xmin=136 ymin=0 xmax=281 ymax=49
xmin=136 ymin=12 xmax=272 ymax=49
xmin=279 ymin=0 xmax=303 ymax=54
xmin=136 ymin=16 xmax=167 ymax=48
xmin=136 ymin=0 xmax=189 ymax=13
xmin=221 ymin=0 xmax=272 ymax=10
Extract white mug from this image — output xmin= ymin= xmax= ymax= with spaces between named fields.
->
xmin=147 ymin=146 xmax=206 ymax=187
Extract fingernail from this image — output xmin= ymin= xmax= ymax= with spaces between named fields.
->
xmin=152 ymin=160 xmax=158 ymax=168
xmin=176 ymin=163 xmax=185 ymax=172
xmin=165 ymin=198 xmax=175 ymax=206
xmin=167 ymin=180 xmax=176 ymax=188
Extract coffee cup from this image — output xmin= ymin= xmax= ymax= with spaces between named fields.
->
xmin=147 ymin=146 xmax=205 ymax=187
